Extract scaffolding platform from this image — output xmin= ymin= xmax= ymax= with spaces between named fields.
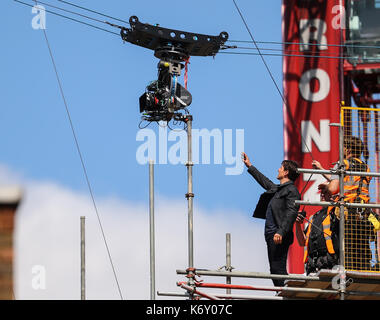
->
xmin=280 ymin=269 xmax=380 ymax=300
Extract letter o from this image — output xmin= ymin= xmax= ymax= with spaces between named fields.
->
xmin=299 ymin=69 xmax=330 ymax=102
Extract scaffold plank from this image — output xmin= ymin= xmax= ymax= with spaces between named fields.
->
xmin=280 ymin=269 xmax=380 ymax=300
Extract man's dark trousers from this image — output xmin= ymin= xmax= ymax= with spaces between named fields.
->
xmin=265 ymin=235 xmax=291 ymax=287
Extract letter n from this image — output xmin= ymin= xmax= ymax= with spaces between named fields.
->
xmin=301 ymin=119 xmax=330 ymax=153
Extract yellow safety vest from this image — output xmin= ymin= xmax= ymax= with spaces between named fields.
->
xmin=303 ymin=207 xmax=335 ymax=263
xmin=343 ymin=157 xmax=371 ymax=203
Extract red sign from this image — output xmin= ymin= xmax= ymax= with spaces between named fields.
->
xmin=282 ymin=0 xmax=342 ymax=273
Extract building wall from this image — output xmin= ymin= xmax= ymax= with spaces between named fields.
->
xmin=0 ymin=204 xmax=18 ymax=299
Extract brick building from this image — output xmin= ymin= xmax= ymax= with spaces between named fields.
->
xmin=0 ymin=187 xmax=22 ymax=299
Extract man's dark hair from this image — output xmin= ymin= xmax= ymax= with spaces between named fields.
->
xmin=282 ymin=160 xmax=300 ymax=182
xmin=343 ymin=136 xmax=364 ymax=159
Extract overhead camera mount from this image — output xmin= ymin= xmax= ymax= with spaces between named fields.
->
xmin=107 ymin=16 xmax=229 ymax=294
xmin=110 ymin=16 xmax=229 ymax=123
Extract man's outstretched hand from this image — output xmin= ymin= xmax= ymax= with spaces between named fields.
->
xmin=241 ymin=152 xmax=252 ymax=168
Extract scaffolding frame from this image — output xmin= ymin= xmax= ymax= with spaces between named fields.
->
xmin=156 ymin=106 xmax=380 ymax=300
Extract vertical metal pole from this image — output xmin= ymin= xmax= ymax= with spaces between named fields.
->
xmin=374 ymin=106 xmax=380 ymax=205
xmin=149 ymin=160 xmax=156 ymax=300
xmin=226 ymin=233 xmax=232 ymax=295
xmin=80 ymin=216 xmax=85 ymax=300
xmin=185 ymin=115 xmax=195 ymax=288
xmin=338 ymin=0 xmax=345 ymax=105
xmin=338 ymin=116 xmax=346 ymax=300
xmin=374 ymin=106 xmax=380 ymax=261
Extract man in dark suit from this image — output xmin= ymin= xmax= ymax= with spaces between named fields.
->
xmin=242 ymin=152 xmax=301 ymax=287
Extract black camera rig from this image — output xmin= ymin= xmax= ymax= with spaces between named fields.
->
xmin=110 ymin=16 xmax=228 ymax=123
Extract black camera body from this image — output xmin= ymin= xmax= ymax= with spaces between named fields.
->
xmin=139 ymin=82 xmax=192 ymax=114
xmin=139 ymin=59 xmax=192 ymax=121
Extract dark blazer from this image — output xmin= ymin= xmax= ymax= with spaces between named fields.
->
xmin=248 ymin=165 xmax=301 ymax=242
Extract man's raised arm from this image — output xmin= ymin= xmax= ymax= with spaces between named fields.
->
xmin=242 ymin=152 xmax=276 ymax=191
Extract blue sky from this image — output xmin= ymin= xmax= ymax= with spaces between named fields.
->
xmin=3 ymin=0 xmax=285 ymax=213
xmin=2 ymin=0 xmax=290 ymax=299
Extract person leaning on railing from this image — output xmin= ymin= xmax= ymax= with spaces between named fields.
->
xmin=295 ymin=188 xmax=340 ymax=275
xmin=315 ymin=136 xmax=380 ymax=271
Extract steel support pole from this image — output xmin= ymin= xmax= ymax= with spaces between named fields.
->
xmin=149 ymin=160 xmax=156 ymax=300
xmin=297 ymin=167 xmax=380 ymax=178
xmin=295 ymin=200 xmax=380 ymax=209
xmin=338 ymin=119 xmax=346 ymax=300
xmin=178 ymin=282 xmax=221 ymax=300
xmin=226 ymin=233 xmax=232 ymax=294
xmin=374 ymin=105 xmax=380 ymax=265
xmin=80 ymin=216 xmax=85 ymax=300
xmin=185 ymin=115 xmax=195 ymax=289
xmin=176 ymin=269 xmax=320 ymax=281
xmin=375 ymin=105 xmax=380 ymax=204
xmin=157 ymin=291 xmax=283 ymax=300
xmin=178 ymin=281 xmax=339 ymax=295
xmin=209 ymin=293 xmax=283 ymax=300
xmin=157 ymin=291 xmax=192 ymax=298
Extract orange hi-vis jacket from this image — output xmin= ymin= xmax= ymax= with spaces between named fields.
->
xmin=343 ymin=157 xmax=371 ymax=203
xmin=303 ymin=207 xmax=336 ymax=264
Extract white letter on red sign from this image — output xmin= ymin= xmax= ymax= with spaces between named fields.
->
xmin=302 ymin=173 xmax=327 ymax=202
xmin=299 ymin=19 xmax=328 ymax=51
xmin=299 ymin=69 xmax=330 ymax=102
xmin=301 ymin=119 xmax=330 ymax=153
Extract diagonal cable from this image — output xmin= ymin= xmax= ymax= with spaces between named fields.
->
xmin=227 ymin=39 xmax=380 ymax=50
xmin=232 ymin=0 xmax=314 ymax=157
xmin=14 ymin=0 xmax=119 ymax=35
xmin=33 ymin=0 xmax=124 ymax=300
xmin=232 ymin=0 xmax=319 ymax=204
xmin=219 ymin=51 xmax=375 ymax=61
xmin=57 ymin=0 xmax=130 ymax=25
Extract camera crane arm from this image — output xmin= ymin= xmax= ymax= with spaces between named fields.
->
xmin=107 ymin=16 xmax=229 ymax=123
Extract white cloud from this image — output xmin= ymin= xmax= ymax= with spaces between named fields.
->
xmin=0 ymin=165 xmax=275 ymax=300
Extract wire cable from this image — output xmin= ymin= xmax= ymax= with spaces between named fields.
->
xmin=14 ymin=1 xmax=380 ymax=58
xmin=219 ymin=50 xmax=380 ymax=61
xmin=17 ymin=0 xmax=380 ymax=51
xmin=14 ymin=0 xmax=120 ymax=36
xmin=57 ymin=0 xmax=130 ymax=25
xmin=32 ymin=0 xmax=124 ymax=300
xmin=232 ymin=0 xmax=321 ymax=208
xmin=45 ymin=0 xmax=380 ymax=51
xmin=226 ymin=45 xmax=377 ymax=59
xmin=227 ymin=39 xmax=380 ymax=50
xmin=31 ymin=0 xmax=108 ymax=25
xmin=232 ymin=46 xmax=347 ymax=55
xmin=232 ymin=0 xmax=314 ymax=158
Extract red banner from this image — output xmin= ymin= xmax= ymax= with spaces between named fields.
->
xmin=282 ymin=0 xmax=342 ymax=273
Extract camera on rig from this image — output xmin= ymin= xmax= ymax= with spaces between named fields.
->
xmin=116 ymin=16 xmax=228 ymax=123
xmin=139 ymin=58 xmax=192 ymax=122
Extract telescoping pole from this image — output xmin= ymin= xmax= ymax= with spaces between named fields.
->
xmin=226 ymin=233 xmax=232 ymax=294
xmin=149 ymin=160 xmax=156 ymax=300
xmin=185 ymin=115 xmax=195 ymax=289
xmin=80 ymin=216 xmax=85 ymax=300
